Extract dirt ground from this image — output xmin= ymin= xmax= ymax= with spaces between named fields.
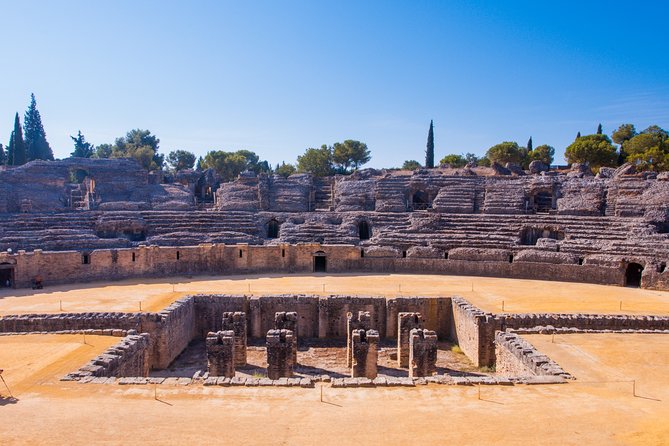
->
xmin=1 ymin=332 xmax=669 ymax=445
xmin=2 ymin=275 xmax=669 ymax=445
xmin=1 ymin=273 xmax=669 ymax=316
xmin=156 ymin=338 xmax=482 ymax=379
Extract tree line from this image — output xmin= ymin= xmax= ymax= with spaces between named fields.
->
xmin=3 ymin=98 xmax=666 ymax=179
xmin=1 ymin=94 xmax=54 ymax=166
xmin=405 ymin=121 xmax=668 ymax=172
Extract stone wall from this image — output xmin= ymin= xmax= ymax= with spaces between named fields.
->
xmin=502 ymin=312 xmax=669 ymax=332
xmin=65 ymin=332 xmax=151 ymax=380
xmin=450 ymin=297 xmax=499 ymax=368
xmin=495 ymin=331 xmax=572 ymax=379
xmin=152 ymin=298 xmax=196 ymax=369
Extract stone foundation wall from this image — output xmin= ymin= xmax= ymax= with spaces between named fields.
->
xmin=450 ymin=297 xmax=499 ymax=368
xmin=153 ymin=298 xmax=196 ymax=369
xmin=3 ymin=243 xmax=653 ymax=291
xmin=494 ymin=331 xmax=572 ymax=379
xmin=0 ymin=312 xmax=146 ymax=333
xmin=65 ymin=332 xmax=151 ymax=380
xmin=502 ymin=312 xmax=669 ymax=332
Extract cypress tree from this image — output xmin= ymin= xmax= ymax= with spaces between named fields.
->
xmin=527 ymin=136 xmax=533 ymax=152
xmin=11 ymin=113 xmax=27 ymax=166
xmin=24 ymin=93 xmax=54 ymax=161
xmin=0 ymin=143 xmax=5 ymax=165
xmin=576 ymin=131 xmax=581 ymax=139
xmin=6 ymin=130 xmax=14 ymax=166
xmin=425 ymin=120 xmax=434 ymax=168
xmin=596 ymin=123 xmax=602 ymax=135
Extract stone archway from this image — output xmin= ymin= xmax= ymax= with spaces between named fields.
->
xmin=530 ymin=189 xmax=555 ymax=213
xmin=313 ymin=251 xmax=327 ymax=273
xmin=267 ymin=219 xmax=280 ymax=239
xmin=0 ymin=262 xmax=15 ymax=288
xmin=412 ymin=190 xmax=430 ymax=211
xmin=358 ymin=221 xmax=371 ymax=240
xmin=625 ymin=262 xmax=644 ymax=288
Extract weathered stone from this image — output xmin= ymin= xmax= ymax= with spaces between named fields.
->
xmin=266 ymin=329 xmax=294 ymax=380
xmin=408 ymin=328 xmax=438 ymax=378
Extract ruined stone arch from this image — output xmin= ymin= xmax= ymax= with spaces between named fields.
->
xmin=358 ymin=220 xmax=371 ymax=240
xmin=625 ymin=262 xmax=644 ymax=288
xmin=411 ymin=189 xmax=431 ymax=211
xmin=0 ymin=261 xmax=15 ymax=288
xmin=527 ymin=187 xmax=556 ymax=213
xmin=313 ymin=250 xmax=327 ymax=272
xmin=267 ymin=219 xmax=281 ymax=239
xmin=519 ymin=226 xmax=565 ymax=245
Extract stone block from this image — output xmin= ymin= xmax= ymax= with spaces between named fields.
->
xmin=409 ymin=328 xmax=437 ymax=378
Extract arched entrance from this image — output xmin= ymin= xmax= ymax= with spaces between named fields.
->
xmin=267 ymin=219 xmax=280 ymax=239
xmin=0 ymin=262 xmax=15 ymax=288
xmin=533 ymin=191 xmax=554 ymax=213
xmin=625 ymin=262 xmax=643 ymax=287
xmin=412 ymin=190 xmax=430 ymax=211
xmin=358 ymin=220 xmax=371 ymax=240
xmin=313 ymin=251 xmax=327 ymax=273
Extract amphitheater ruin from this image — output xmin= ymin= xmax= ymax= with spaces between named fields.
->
xmin=1 ymin=157 xmax=669 ymax=444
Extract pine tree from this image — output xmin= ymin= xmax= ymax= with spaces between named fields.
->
xmin=0 ymin=143 xmax=5 ymax=165
xmin=70 ymin=130 xmax=94 ymax=158
xmin=11 ymin=113 xmax=27 ymax=166
xmin=24 ymin=93 xmax=54 ymax=161
xmin=425 ymin=120 xmax=434 ymax=168
xmin=527 ymin=136 xmax=533 ymax=152
xmin=596 ymin=123 xmax=603 ymax=135
xmin=196 ymin=156 xmax=204 ymax=171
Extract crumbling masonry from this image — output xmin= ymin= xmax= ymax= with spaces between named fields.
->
xmin=222 ymin=312 xmax=247 ymax=366
xmin=266 ymin=329 xmax=294 ymax=380
xmin=351 ymin=329 xmax=379 ymax=379
xmin=206 ymin=330 xmax=235 ymax=378
xmin=398 ymin=312 xmax=424 ymax=367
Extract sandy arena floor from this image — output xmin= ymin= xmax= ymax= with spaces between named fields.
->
xmin=1 ymin=274 xmax=669 ymax=445
xmin=1 ymin=273 xmax=669 ymax=316
xmin=1 ymin=332 xmax=668 ymax=445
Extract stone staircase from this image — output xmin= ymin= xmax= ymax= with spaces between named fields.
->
xmin=312 ymin=177 xmax=334 ymax=211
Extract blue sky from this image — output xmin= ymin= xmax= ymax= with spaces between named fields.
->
xmin=1 ymin=0 xmax=667 ymax=167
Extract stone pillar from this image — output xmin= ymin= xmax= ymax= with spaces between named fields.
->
xmin=266 ymin=329 xmax=294 ymax=380
xmin=275 ymin=312 xmax=298 ymax=364
xmin=206 ymin=330 xmax=235 ymax=378
xmin=409 ymin=328 xmax=438 ymax=378
xmin=249 ymin=298 xmax=263 ymax=338
xmin=351 ymin=329 xmax=379 ymax=379
xmin=397 ymin=312 xmax=424 ymax=367
xmin=222 ymin=312 xmax=247 ymax=367
xmin=346 ymin=311 xmax=372 ymax=367
xmin=318 ymin=297 xmax=329 ymax=338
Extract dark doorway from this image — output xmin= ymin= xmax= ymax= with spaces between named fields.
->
xmin=533 ymin=191 xmax=554 ymax=213
xmin=358 ymin=221 xmax=371 ymax=240
xmin=0 ymin=263 xmax=14 ymax=288
xmin=314 ymin=252 xmax=327 ymax=273
xmin=412 ymin=190 xmax=429 ymax=211
xmin=625 ymin=263 xmax=643 ymax=287
xmin=267 ymin=219 xmax=280 ymax=239
xmin=519 ymin=227 xmax=565 ymax=245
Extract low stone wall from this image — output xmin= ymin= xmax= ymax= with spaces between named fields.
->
xmin=450 ymin=297 xmax=499 ymax=367
xmin=152 ymin=298 xmax=196 ymax=369
xmin=502 ymin=313 xmax=669 ymax=332
xmin=0 ymin=312 xmax=145 ymax=333
xmin=64 ymin=332 xmax=151 ymax=380
xmin=1 ymin=243 xmax=645 ymax=290
xmin=495 ymin=331 xmax=572 ymax=379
